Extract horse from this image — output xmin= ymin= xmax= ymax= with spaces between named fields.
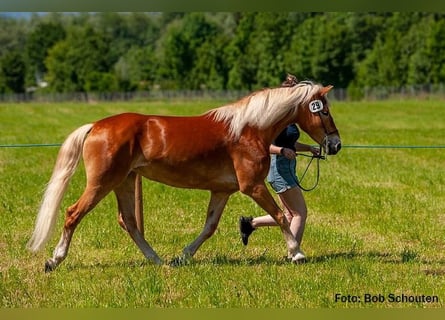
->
xmin=27 ymin=79 xmax=341 ymax=272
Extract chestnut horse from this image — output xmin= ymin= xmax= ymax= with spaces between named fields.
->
xmin=28 ymin=80 xmax=341 ymax=272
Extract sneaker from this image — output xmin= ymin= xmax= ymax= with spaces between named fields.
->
xmin=239 ymin=216 xmax=255 ymax=245
xmin=292 ymin=251 xmax=307 ymax=264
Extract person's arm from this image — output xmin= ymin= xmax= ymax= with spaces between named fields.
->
xmin=294 ymin=142 xmax=320 ymax=156
xmin=269 ymin=144 xmax=295 ymax=159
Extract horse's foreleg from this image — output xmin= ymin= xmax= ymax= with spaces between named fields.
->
xmin=175 ymin=191 xmax=230 ymax=265
xmin=114 ymin=172 xmax=163 ymax=265
xmin=241 ymin=182 xmax=300 ymax=259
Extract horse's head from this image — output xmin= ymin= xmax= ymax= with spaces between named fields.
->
xmin=296 ymin=84 xmax=341 ymax=155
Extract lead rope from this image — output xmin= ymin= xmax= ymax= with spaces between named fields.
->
xmin=295 ymin=144 xmax=326 ymax=192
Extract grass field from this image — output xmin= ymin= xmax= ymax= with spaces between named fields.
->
xmin=0 ymin=98 xmax=444 ymax=308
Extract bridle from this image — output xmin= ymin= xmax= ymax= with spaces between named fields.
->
xmin=309 ymin=98 xmax=339 ymax=154
xmin=295 ymin=99 xmax=337 ymax=191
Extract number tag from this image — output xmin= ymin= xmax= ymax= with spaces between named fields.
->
xmin=309 ymin=100 xmax=324 ymax=113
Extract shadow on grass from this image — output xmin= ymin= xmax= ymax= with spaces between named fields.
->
xmin=305 ymin=250 xmax=445 ymax=265
xmin=63 ymin=249 xmax=445 ymax=275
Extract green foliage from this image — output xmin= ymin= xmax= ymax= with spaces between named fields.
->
xmin=45 ymin=26 xmax=112 ymax=92
xmin=225 ymin=12 xmax=257 ymax=90
xmin=114 ymin=46 xmax=157 ymax=91
xmin=246 ymin=13 xmax=293 ymax=87
xmin=354 ymin=13 xmax=445 ymax=89
xmin=0 ymin=16 xmax=27 ymax=59
xmin=2 ymin=12 xmax=445 ymax=94
xmin=284 ymin=17 xmax=319 ymax=82
xmin=156 ymin=13 xmax=222 ymax=89
xmin=0 ymin=50 xmax=26 ymax=93
xmin=24 ymin=20 xmax=66 ymax=86
xmin=84 ymin=72 xmax=118 ymax=93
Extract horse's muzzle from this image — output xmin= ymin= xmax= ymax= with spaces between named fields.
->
xmin=325 ymin=136 xmax=342 ymax=155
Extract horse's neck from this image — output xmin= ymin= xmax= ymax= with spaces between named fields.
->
xmin=250 ymin=117 xmax=295 ymax=148
xmin=268 ymin=111 xmax=299 ymax=142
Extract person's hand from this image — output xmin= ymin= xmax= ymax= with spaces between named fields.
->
xmin=280 ymin=147 xmax=296 ymax=159
xmin=309 ymin=146 xmax=320 ymax=156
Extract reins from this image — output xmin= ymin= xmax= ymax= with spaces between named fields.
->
xmin=295 ymin=150 xmax=325 ymax=192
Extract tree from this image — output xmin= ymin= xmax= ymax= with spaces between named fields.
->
xmin=0 ymin=50 xmax=26 ymax=93
xmin=114 ymin=45 xmax=158 ymax=91
xmin=156 ymin=13 xmax=220 ymax=89
xmin=92 ymin=13 xmax=156 ymax=64
xmin=284 ymin=14 xmax=324 ymax=83
xmin=25 ymin=20 xmax=66 ymax=87
xmin=125 ymin=13 xmax=160 ymax=48
xmin=45 ymin=25 xmax=112 ymax=92
xmin=155 ymin=19 xmax=188 ymax=89
xmin=424 ymin=18 xmax=445 ymax=84
xmin=225 ymin=12 xmax=257 ymax=90
xmin=355 ymin=32 xmax=404 ymax=88
xmin=406 ymin=17 xmax=436 ymax=85
xmin=44 ymin=40 xmax=78 ymax=92
xmin=291 ymin=13 xmax=356 ymax=89
xmin=353 ymin=13 xmax=438 ymax=90
xmin=0 ymin=16 xmax=27 ymax=60
xmin=188 ymin=35 xmax=229 ymax=90
xmin=84 ymin=71 xmax=118 ymax=93
xmin=3 ymin=12 xmax=445 ymax=97
xmin=249 ymin=13 xmax=294 ymax=87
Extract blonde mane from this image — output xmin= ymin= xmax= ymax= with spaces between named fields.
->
xmin=207 ymin=81 xmax=322 ymax=139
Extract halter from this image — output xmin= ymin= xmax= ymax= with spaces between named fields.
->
xmin=295 ymin=99 xmax=337 ymax=191
xmin=309 ymin=99 xmax=338 ymax=135
xmin=309 ymin=99 xmax=338 ymax=153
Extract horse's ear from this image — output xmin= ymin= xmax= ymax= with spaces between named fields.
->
xmin=320 ymin=85 xmax=333 ymax=96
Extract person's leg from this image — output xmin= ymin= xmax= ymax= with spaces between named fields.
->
xmin=239 ymin=187 xmax=307 ymax=248
xmin=278 ymin=187 xmax=307 ymax=245
xmin=249 ymin=202 xmax=292 ymax=227
xmin=239 ymin=195 xmax=288 ymax=245
xmin=239 ymin=198 xmax=291 ymax=244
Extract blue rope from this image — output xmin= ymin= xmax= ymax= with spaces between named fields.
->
xmin=342 ymin=145 xmax=445 ymax=149
xmin=0 ymin=143 xmax=62 ymax=148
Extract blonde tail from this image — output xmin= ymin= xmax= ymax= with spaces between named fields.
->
xmin=27 ymin=123 xmax=93 ymax=252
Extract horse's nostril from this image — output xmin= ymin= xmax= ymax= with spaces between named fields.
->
xmin=327 ymin=141 xmax=342 ymax=155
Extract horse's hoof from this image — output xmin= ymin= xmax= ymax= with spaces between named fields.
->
xmin=169 ymin=256 xmax=191 ymax=267
xmin=44 ymin=260 xmax=56 ymax=273
xmin=152 ymin=258 xmax=164 ymax=266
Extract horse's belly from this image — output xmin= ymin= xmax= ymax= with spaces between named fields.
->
xmin=135 ymin=162 xmax=239 ymax=192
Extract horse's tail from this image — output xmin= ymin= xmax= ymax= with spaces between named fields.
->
xmin=27 ymin=123 xmax=93 ymax=252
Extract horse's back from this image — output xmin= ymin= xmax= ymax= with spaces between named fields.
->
xmin=137 ymin=113 xmax=229 ymax=163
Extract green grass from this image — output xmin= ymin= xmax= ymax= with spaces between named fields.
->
xmin=0 ymin=99 xmax=444 ymax=308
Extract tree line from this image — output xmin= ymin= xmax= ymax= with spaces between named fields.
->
xmin=1 ymin=12 xmax=445 ymax=99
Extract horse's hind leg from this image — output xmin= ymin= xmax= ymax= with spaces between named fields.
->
xmin=45 ymin=186 xmax=110 ymax=272
xmin=174 ymin=191 xmax=230 ymax=265
xmin=114 ymin=172 xmax=163 ymax=265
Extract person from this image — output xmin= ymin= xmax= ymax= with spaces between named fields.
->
xmin=239 ymin=74 xmax=319 ymax=263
